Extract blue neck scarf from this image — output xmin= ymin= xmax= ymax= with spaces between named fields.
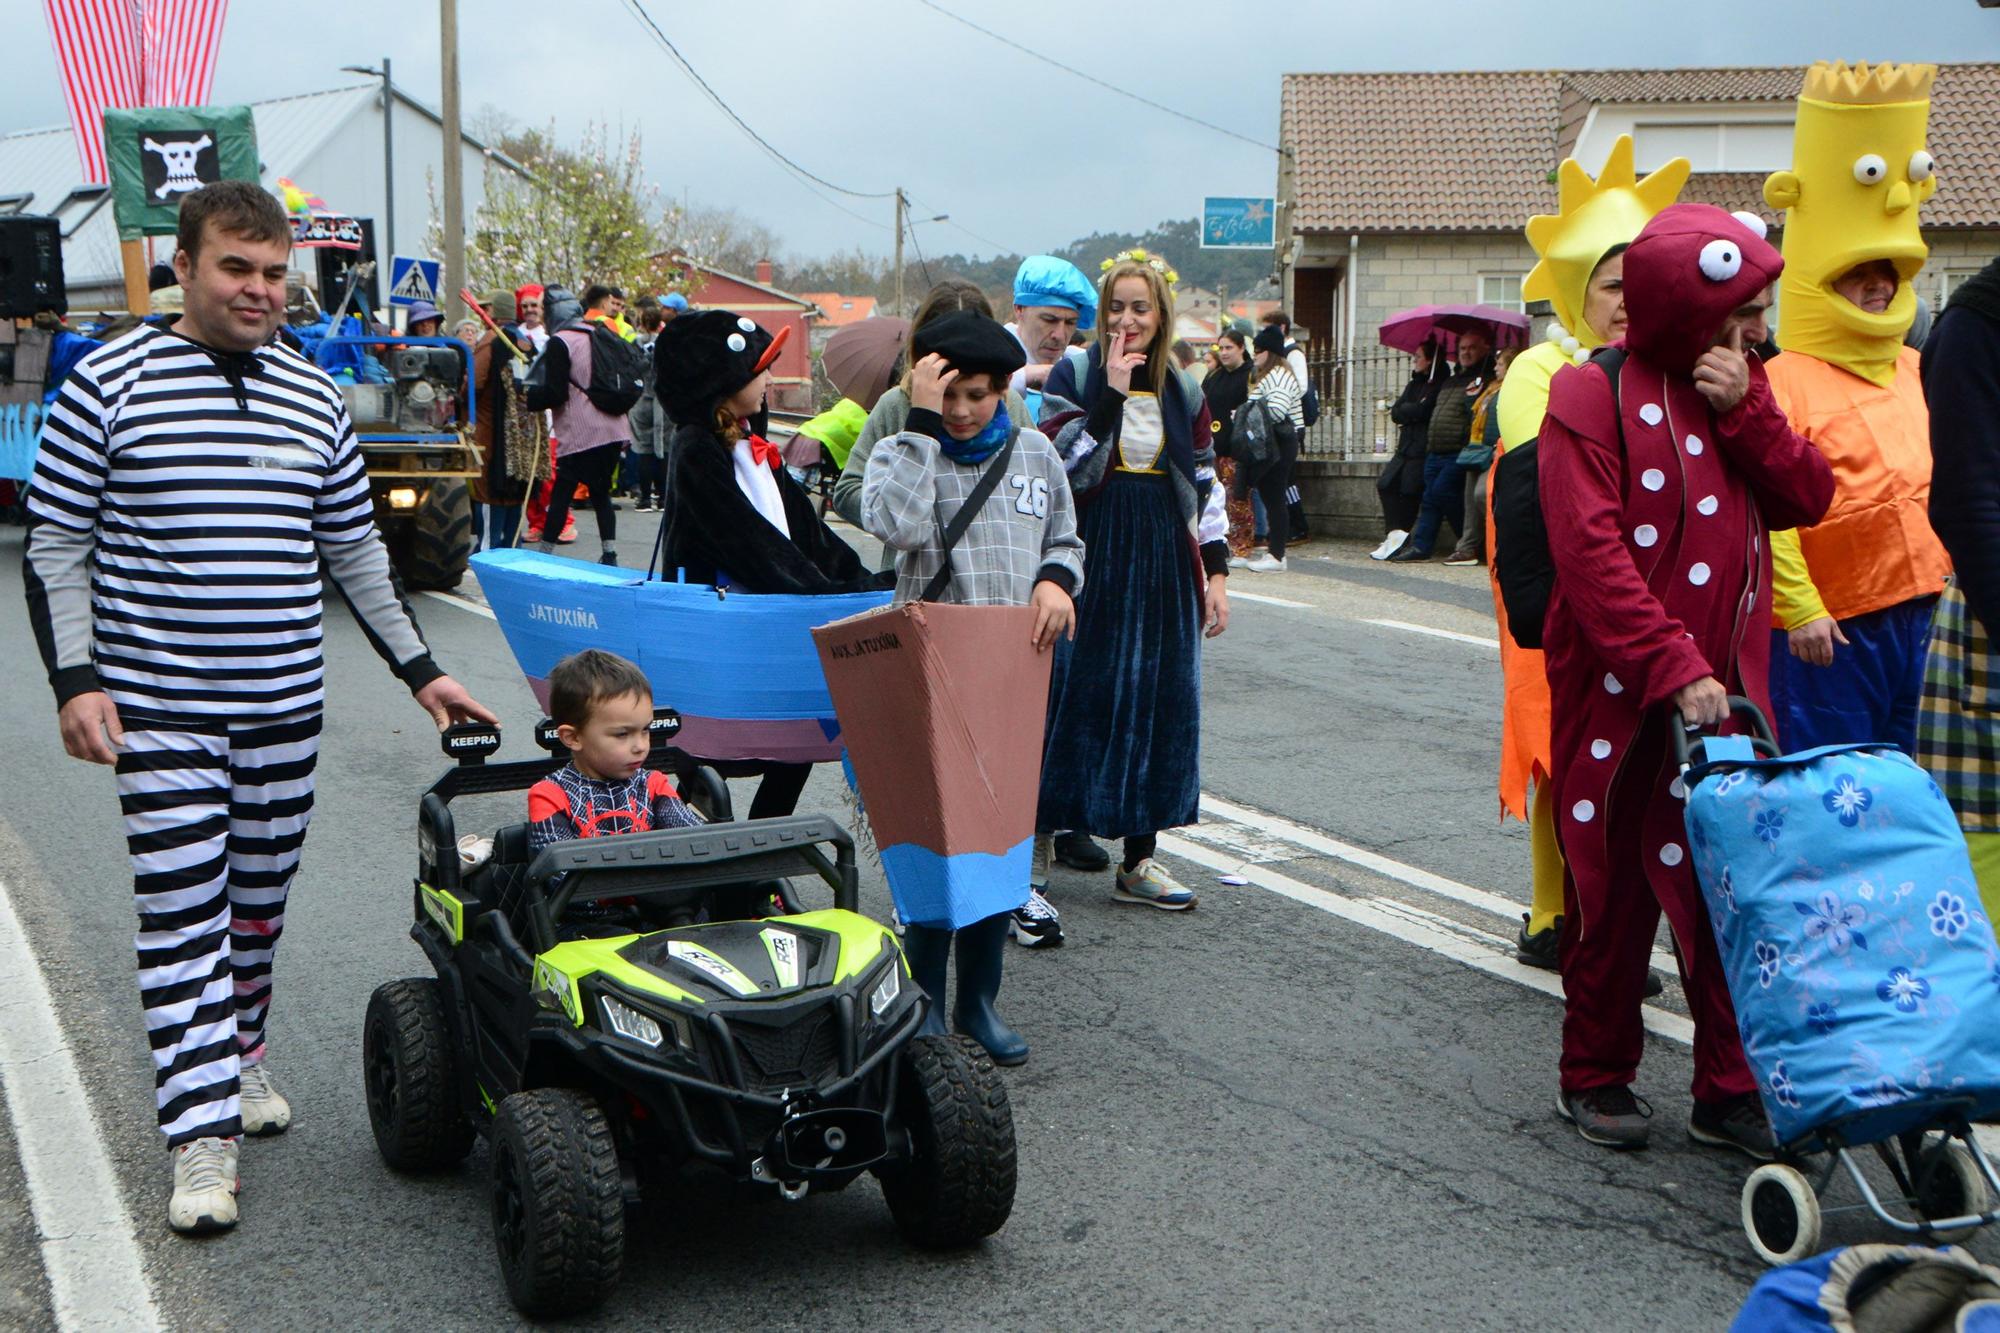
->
xmin=931 ymin=404 xmax=1012 ymax=464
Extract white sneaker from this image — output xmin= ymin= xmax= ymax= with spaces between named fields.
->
xmin=1227 ymin=553 xmax=1253 ymax=569
xmin=239 ymin=1063 xmax=291 ymax=1136
xmin=1245 ymin=552 xmax=1286 ymax=573
xmin=1009 ymin=888 xmax=1066 ymax=948
xmin=1369 ymin=530 xmax=1407 ymax=561
xmin=1031 ymin=833 xmax=1052 ymax=890
xmin=168 ymin=1136 xmax=239 ymax=1233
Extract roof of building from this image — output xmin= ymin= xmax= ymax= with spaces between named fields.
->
xmin=797 ymin=292 xmax=878 ymax=326
xmin=1281 ymin=64 xmax=2000 ymax=233
xmin=668 ymin=253 xmax=819 ymax=314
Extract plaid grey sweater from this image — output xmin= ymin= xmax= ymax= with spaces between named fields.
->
xmin=860 ymin=410 xmax=1085 ymax=607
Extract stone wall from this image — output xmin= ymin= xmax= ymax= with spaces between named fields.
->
xmin=1292 ymin=457 xmax=1391 ymax=541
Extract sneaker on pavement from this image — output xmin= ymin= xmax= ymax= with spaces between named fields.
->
xmin=1245 ymin=552 xmax=1287 ymax=573
xmin=1227 ymin=553 xmax=1254 ymax=569
xmin=1010 ymin=888 xmax=1066 ymax=948
xmin=1385 ymin=543 xmax=1431 ymax=563
xmin=1053 ymin=830 xmax=1110 ymax=872
xmin=556 ymin=520 xmax=579 ymax=544
xmin=1113 ymin=858 xmax=1197 ymax=911
xmin=168 ymin=1136 xmax=239 ymax=1233
xmin=1443 ymin=553 xmax=1481 ymax=567
xmin=1689 ymin=1093 xmax=1777 ymax=1160
xmin=239 ymin=1062 xmax=291 ymax=1136
xmin=1516 ymin=913 xmax=1561 ymax=970
xmin=1368 ymin=530 xmax=1408 ymax=561
xmin=522 ymin=526 xmax=544 ymax=543
xmin=1557 ymin=1086 xmax=1652 ymax=1150
xmin=1030 ymin=833 xmax=1052 ymax=890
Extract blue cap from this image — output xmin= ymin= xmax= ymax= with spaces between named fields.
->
xmin=1012 ymin=256 xmax=1097 ymax=332
xmin=405 ymin=299 xmax=441 ymax=324
xmin=662 ymin=292 xmax=689 ymax=312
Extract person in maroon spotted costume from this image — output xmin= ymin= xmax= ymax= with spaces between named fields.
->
xmin=1540 ymin=203 xmax=1835 ymax=1154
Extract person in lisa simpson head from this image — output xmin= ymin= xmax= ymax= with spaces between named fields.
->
xmin=860 ymin=311 xmax=1083 ymax=1060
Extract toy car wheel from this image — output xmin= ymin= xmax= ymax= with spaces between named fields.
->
xmin=489 ymin=1088 xmax=625 ymax=1316
xmin=1916 ymin=1141 xmax=1989 ymax=1242
xmin=363 ymin=979 xmax=474 ymax=1171
xmin=877 ymin=1034 xmax=1016 ymax=1248
xmin=1742 ymin=1163 xmax=1821 ymax=1265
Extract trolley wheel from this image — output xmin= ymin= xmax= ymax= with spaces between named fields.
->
xmin=1742 ymin=1163 xmax=1821 ymax=1265
xmin=1916 ymin=1142 xmax=1989 ymax=1242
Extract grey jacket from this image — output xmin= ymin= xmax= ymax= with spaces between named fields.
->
xmin=861 ymin=413 xmax=1085 ymax=608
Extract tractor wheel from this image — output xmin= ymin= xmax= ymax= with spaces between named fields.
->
xmin=401 ymin=480 xmax=473 ymax=590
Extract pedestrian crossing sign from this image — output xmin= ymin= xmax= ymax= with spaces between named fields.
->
xmin=388 ymin=255 xmax=441 ymax=307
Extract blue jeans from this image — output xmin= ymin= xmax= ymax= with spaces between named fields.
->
xmin=1250 ymin=490 xmax=1268 ymax=539
xmin=1406 ymin=452 xmax=1464 ymax=555
xmin=1769 ymin=595 xmax=1938 ymax=754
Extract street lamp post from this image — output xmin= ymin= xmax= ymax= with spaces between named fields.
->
xmin=341 ymin=59 xmax=394 ymax=258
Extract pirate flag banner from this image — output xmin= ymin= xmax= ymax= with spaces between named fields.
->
xmin=104 ymin=104 xmax=259 ymax=240
xmin=812 ymin=602 xmax=1049 ymax=930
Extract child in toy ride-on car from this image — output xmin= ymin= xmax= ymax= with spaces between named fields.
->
xmin=527 ymin=650 xmax=704 ymax=932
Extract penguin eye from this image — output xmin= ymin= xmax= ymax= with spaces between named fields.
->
xmin=1908 ymin=150 xmax=1936 ymax=182
xmin=727 ymin=333 xmax=747 ymax=352
xmin=1853 ymin=154 xmax=1888 ymax=185
xmin=737 ymin=316 xmax=757 ymax=333
xmin=1698 ymin=239 xmax=1743 ymax=283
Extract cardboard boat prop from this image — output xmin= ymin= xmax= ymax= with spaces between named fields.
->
xmin=812 ymin=602 xmax=1050 ymax=929
xmin=472 ymin=548 xmax=890 ymax=763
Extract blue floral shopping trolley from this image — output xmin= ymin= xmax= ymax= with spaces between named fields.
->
xmin=1676 ymin=699 xmax=2000 ymax=1264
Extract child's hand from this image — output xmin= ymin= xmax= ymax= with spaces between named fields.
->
xmin=910 ymin=353 xmax=957 ymax=414
xmin=1030 ymin=580 xmax=1076 ymax=651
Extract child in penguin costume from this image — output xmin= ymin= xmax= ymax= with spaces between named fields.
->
xmin=1540 ymin=203 xmax=1834 ymax=1153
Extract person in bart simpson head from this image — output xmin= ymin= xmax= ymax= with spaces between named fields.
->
xmin=1539 ymin=203 xmax=1833 ymax=1155
xmin=1759 ymin=61 xmax=1950 ymax=757
xmin=1492 ymin=135 xmax=1690 ymax=974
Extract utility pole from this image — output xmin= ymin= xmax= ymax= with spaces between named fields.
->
xmin=893 ymin=188 xmax=906 ymax=318
xmin=440 ymin=0 xmax=465 ymax=321
xmin=381 ymin=58 xmax=395 ymax=259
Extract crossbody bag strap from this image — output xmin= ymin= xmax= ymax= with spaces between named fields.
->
xmin=919 ymin=433 xmax=1018 ymax=603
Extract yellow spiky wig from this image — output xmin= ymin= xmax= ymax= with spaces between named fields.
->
xmin=1522 ymin=135 xmax=1690 ymax=354
xmin=1764 ymin=61 xmax=1937 ymax=385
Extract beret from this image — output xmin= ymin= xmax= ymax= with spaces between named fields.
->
xmin=911 ymin=310 xmax=1027 ymax=382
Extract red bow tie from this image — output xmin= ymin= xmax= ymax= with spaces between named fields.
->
xmin=747 ymin=434 xmax=783 ymax=469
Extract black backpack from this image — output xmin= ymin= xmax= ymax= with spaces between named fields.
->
xmin=571 ymin=320 xmax=650 ymax=416
xmin=1492 ymin=346 xmax=1624 ymax=650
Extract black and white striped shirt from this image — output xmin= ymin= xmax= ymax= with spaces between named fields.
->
xmin=23 ymin=322 xmax=440 ymax=720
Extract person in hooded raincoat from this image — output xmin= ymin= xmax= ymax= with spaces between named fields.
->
xmin=1540 ymin=204 xmax=1834 ymax=1154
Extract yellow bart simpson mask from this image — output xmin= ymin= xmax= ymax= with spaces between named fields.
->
xmin=1765 ymin=61 xmax=1937 ymax=386
xmin=1523 ymin=135 xmax=1690 ymax=358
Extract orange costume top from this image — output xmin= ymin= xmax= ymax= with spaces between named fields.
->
xmin=1765 ymin=347 xmax=1950 ymax=628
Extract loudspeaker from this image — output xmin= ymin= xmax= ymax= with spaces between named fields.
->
xmin=0 ymin=216 xmax=65 ymax=319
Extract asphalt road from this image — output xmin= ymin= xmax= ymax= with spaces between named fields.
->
xmin=2 ymin=506 xmax=1985 ymax=1330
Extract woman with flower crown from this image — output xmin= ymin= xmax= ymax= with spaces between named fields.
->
xmin=1034 ymin=251 xmax=1230 ymax=910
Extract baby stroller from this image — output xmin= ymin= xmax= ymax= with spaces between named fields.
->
xmin=1676 ymin=699 xmax=2000 ymax=1265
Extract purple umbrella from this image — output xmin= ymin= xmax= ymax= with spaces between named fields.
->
xmin=1378 ymin=303 xmax=1530 ymax=358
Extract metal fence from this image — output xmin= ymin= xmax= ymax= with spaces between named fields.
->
xmin=1301 ymin=349 xmax=1413 ymax=459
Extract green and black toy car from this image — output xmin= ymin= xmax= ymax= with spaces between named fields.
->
xmin=363 ymin=718 xmax=1016 ymax=1316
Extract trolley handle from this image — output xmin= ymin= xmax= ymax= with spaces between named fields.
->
xmin=1670 ymin=694 xmax=1781 ymax=776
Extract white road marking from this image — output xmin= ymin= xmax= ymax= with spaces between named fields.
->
xmin=0 ymin=875 xmax=162 ymax=1331
xmin=1229 ymin=590 xmax=1313 ymax=609
xmin=1361 ymin=618 xmax=1500 ymax=650
xmin=1160 ymin=833 xmax=1698 ymax=1049
xmin=421 ymin=589 xmax=495 ymax=620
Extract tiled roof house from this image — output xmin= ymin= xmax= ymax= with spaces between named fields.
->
xmin=1278 ymin=63 xmax=2000 ymax=385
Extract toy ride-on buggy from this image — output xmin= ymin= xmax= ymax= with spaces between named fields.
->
xmin=363 ymin=716 xmax=1017 ymax=1315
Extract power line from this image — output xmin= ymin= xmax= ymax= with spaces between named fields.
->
xmin=913 ymin=0 xmax=1287 ymax=157
xmin=620 ymin=0 xmax=899 ymax=200
xmin=905 ymin=223 xmax=934 ymax=291
xmin=905 ymin=194 xmax=1022 ymax=258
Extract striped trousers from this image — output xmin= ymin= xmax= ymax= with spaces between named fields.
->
xmin=115 ymin=712 xmax=322 ymax=1146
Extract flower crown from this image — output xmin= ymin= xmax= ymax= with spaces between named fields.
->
xmin=1100 ymin=247 xmax=1179 ymax=289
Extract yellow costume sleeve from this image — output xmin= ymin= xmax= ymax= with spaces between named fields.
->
xmin=1770 ymin=528 xmax=1831 ymax=630
xmin=1496 ymin=343 xmax=1562 ymax=450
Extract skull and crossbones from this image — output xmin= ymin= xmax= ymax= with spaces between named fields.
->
xmin=142 ymin=134 xmax=212 ymax=199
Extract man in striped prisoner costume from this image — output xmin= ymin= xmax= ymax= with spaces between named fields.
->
xmin=21 ymin=181 xmax=496 ymax=1235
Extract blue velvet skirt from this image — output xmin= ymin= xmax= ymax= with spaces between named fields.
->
xmin=1038 ymin=470 xmax=1202 ymax=836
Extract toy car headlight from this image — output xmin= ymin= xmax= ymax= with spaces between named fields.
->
xmin=869 ymin=964 xmax=901 ymax=1018
xmin=601 ymin=994 xmax=666 ymax=1048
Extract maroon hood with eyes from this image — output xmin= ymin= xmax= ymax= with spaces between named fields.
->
xmin=1620 ymin=203 xmax=1785 ymax=377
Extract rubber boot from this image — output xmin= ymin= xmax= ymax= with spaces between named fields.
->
xmin=952 ymin=912 xmax=1028 ymax=1066
xmin=899 ymin=924 xmax=950 ymax=1038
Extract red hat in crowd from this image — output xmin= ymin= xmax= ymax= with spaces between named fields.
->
xmin=515 ymin=283 xmax=545 ymax=309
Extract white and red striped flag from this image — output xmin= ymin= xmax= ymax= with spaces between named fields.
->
xmin=44 ymin=0 xmax=229 ymax=184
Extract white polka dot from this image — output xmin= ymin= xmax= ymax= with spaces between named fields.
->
xmin=1670 ymin=776 xmax=1688 ymax=799
xmin=1685 ymin=434 xmax=1705 ymax=456
xmin=1634 ymin=524 xmax=1659 ymax=548
xmin=1697 ymin=495 xmax=1719 ymax=516
xmin=1642 ymin=468 xmax=1666 ymax=491
xmin=1689 ymin=562 xmax=1712 ymax=586
xmin=1639 ymin=403 xmax=1663 ymax=427
xmin=1572 ymin=800 xmax=1597 ymax=823
xmin=1591 ymin=739 xmax=1612 ymax=759
xmin=1659 ymin=843 xmax=1685 ymax=866
xmin=1604 ymin=673 xmax=1624 ymax=695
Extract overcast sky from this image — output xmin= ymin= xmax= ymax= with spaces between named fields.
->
xmin=4 ymin=0 xmax=1996 ymax=261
